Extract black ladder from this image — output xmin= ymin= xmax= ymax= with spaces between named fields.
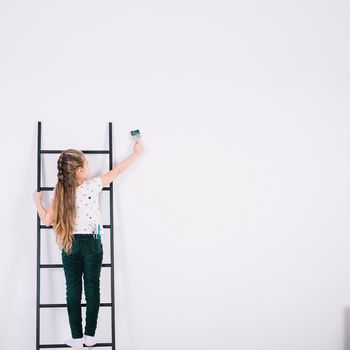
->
xmin=36 ymin=121 xmax=116 ymax=349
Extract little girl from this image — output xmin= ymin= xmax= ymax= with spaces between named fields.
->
xmin=33 ymin=140 xmax=144 ymax=349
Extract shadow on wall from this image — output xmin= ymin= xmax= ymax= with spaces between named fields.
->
xmin=344 ymin=307 xmax=350 ymax=350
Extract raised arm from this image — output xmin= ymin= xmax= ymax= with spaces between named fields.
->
xmin=100 ymin=140 xmax=144 ymax=188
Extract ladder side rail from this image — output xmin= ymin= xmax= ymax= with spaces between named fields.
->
xmin=36 ymin=121 xmax=42 ymax=350
xmin=109 ymin=122 xmax=116 ymax=350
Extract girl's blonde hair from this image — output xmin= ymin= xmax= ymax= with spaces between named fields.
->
xmin=52 ymin=149 xmax=86 ymax=254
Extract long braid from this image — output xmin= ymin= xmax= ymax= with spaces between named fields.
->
xmin=52 ymin=149 xmax=86 ymax=254
xmin=57 ymin=153 xmax=65 ymax=183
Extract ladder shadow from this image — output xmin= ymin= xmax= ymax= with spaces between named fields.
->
xmin=344 ymin=307 xmax=350 ymax=350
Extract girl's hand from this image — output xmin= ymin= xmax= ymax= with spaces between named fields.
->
xmin=32 ymin=191 xmax=43 ymax=203
xmin=133 ymin=140 xmax=144 ymax=156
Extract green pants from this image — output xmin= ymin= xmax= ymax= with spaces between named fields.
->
xmin=61 ymin=234 xmax=103 ymax=339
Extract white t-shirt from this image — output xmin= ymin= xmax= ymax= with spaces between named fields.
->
xmin=51 ymin=176 xmax=105 ymax=235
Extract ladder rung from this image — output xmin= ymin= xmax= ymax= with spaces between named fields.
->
xmin=40 ymin=263 xmax=112 ymax=268
xmin=40 ymin=302 xmax=112 ymax=308
xmin=39 ymin=342 xmax=113 ymax=348
xmin=40 ymin=224 xmax=111 ymax=229
xmin=39 ymin=186 xmax=110 ymax=191
xmin=40 ymin=150 xmax=110 ymax=154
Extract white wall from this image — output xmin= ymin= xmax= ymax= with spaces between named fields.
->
xmin=1 ymin=1 xmax=350 ymax=349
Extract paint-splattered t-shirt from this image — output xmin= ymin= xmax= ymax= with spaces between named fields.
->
xmin=51 ymin=176 xmax=104 ymax=235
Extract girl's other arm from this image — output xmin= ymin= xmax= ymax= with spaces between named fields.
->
xmin=32 ymin=192 xmax=55 ymax=226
